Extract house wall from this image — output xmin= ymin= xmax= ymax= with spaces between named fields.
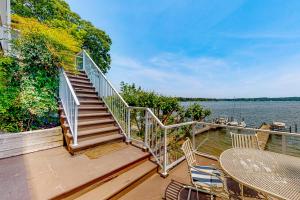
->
xmin=0 ymin=0 xmax=11 ymax=54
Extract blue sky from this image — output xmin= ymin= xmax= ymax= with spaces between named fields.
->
xmin=67 ymin=0 xmax=300 ymax=98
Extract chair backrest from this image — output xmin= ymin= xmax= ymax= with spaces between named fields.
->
xmin=181 ymin=138 xmax=197 ymax=167
xmin=230 ymin=132 xmax=260 ymax=149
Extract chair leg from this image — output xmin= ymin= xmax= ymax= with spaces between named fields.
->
xmin=187 ymin=188 xmax=191 ymax=200
xmin=239 ymin=183 xmax=244 ymax=200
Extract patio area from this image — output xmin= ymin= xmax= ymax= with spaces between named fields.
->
xmin=120 ymin=154 xmax=263 ymax=200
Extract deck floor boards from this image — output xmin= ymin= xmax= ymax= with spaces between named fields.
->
xmin=0 ymin=144 xmax=148 ymax=200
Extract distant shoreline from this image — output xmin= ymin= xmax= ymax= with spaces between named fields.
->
xmin=177 ymin=97 xmax=300 ymax=102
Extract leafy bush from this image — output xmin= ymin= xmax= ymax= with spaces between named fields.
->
xmin=11 ymin=0 xmax=112 ymax=73
xmin=120 ymin=82 xmax=211 ymax=129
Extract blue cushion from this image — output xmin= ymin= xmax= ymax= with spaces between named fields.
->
xmin=191 ymin=166 xmax=223 ymax=188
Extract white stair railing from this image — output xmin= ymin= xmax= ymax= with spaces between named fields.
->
xmin=59 ymin=68 xmax=80 ymax=146
xmin=81 ymin=50 xmax=130 ymax=140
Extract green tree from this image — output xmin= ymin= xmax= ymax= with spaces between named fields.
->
xmin=11 ymin=0 xmax=112 ymax=73
xmin=120 ymin=82 xmax=211 ymax=136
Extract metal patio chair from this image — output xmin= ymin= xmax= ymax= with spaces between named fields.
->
xmin=230 ymin=132 xmax=261 ymax=150
xmin=181 ymin=138 xmax=230 ymax=200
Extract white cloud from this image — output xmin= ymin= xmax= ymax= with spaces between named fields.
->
xmin=107 ymin=52 xmax=300 ymax=98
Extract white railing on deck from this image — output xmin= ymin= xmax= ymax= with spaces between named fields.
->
xmin=81 ymin=50 xmax=130 ymax=140
xmin=59 ymin=68 xmax=80 ymax=146
xmin=76 ymin=50 xmax=300 ymax=176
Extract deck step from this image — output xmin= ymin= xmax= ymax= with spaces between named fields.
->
xmin=63 ymin=119 xmax=115 ymax=128
xmin=76 ymin=160 xmax=157 ymax=200
xmin=76 ymin=90 xmax=98 ymax=95
xmin=67 ymin=74 xmax=89 ymax=80
xmin=66 ymin=126 xmax=120 ymax=139
xmin=66 ymin=70 xmax=86 ymax=75
xmin=70 ymin=134 xmax=124 ymax=152
xmin=69 ymin=78 xmax=91 ymax=84
xmin=78 ymin=126 xmax=120 ymax=137
xmin=79 ymin=106 xmax=107 ymax=111
xmin=72 ymin=83 xmax=95 ymax=90
xmin=61 ymin=113 xmax=111 ymax=120
xmin=75 ymin=88 xmax=97 ymax=93
xmin=77 ymin=93 xmax=99 ymax=98
xmin=79 ymin=100 xmax=105 ymax=105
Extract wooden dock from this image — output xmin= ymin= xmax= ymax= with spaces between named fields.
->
xmin=256 ymin=124 xmax=271 ymax=150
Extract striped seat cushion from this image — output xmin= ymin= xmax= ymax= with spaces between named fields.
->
xmin=191 ymin=166 xmax=223 ymax=188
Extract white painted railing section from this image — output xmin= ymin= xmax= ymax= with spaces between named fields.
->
xmin=59 ymin=68 xmax=80 ymax=146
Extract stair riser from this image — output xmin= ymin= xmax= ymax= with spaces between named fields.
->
xmin=66 ymin=71 xmax=87 ymax=76
xmin=78 ymin=96 xmax=100 ymax=101
xmin=72 ymin=137 xmax=124 ymax=152
xmin=79 ymin=110 xmax=108 ymax=114
xmin=75 ymin=88 xmax=97 ymax=93
xmin=79 ymin=102 xmax=105 ymax=106
xmin=78 ymin=122 xmax=116 ymax=131
xmin=79 ymin=110 xmax=107 ymax=114
xmin=67 ymin=75 xmax=89 ymax=80
xmin=74 ymin=85 xmax=95 ymax=90
xmin=70 ymin=79 xmax=91 ymax=85
xmin=67 ymin=74 xmax=88 ymax=79
xmin=78 ymin=115 xmax=112 ymax=121
xmin=77 ymin=131 xmax=121 ymax=141
xmin=76 ymin=91 xmax=98 ymax=95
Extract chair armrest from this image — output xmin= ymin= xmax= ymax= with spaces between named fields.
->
xmin=194 ymin=151 xmax=219 ymax=161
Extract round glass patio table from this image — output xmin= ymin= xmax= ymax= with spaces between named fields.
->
xmin=220 ymin=148 xmax=300 ymax=200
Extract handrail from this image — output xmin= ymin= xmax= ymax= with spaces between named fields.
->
xmin=59 ymin=68 xmax=80 ymax=146
xmin=61 ymin=69 xmax=80 ymax=106
xmin=82 ymin=50 xmax=129 ymax=107
xmin=81 ymin=50 xmax=129 ymax=139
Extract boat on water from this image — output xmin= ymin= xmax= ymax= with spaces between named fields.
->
xmin=214 ymin=117 xmax=229 ymax=125
xmin=227 ymin=120 xmax=247 ymax=128
xmin=214 ymin=117 xmax=247 ymax=128
xmin=271 ymin=121 xmax=286 ymax=130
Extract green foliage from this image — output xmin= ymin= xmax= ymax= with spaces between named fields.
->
xmin=120 ymin=82 xmax=211 ymax=146
xmin=12 ymin=15 xmax=81 ymax=71
xmin=0 ymin=54 xmax=59 ymax=132
xmin=185 ymin=103 xmax=211 ymax=121
xmin=0 ymin=57 xmax=21 ymax=131
xmin=11 ymin=0 xmax=112 ymax=73
xmin=120 ymin=82 xmax=211 ymax=125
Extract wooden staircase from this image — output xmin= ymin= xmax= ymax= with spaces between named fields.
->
xmin=59 ymin=70 xmax=124 ymax=154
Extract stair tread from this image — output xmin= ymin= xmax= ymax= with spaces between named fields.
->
xmin=67 ymin=75 xmax=89 ymax=79
xmin=61 ymin=113 xmax=111 ymax=119
xmin=72 ymin=83 xmax=94 ymax=88
xmin=69 ymin=79 xmax=91 ymax=84
xmin=77 ymin=160 xmax=157 ymax=200
xmin=80 ymin=105 xmax=105 ymax=108
xmin=78 ymin=126 xmax=120 ymax=136
xmin=77 ymin=94 xmax=98 ymax=97
xmin=64 ymin=119 xmax=115 ymax=127
xmin=70 ymin=134 xmax=123 ymax=150
xmin=80 ymin=100 xmax=104 ymax=103
xmin=79 ymin=113 xmax=110 ymax=117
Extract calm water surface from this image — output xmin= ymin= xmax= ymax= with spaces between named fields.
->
xmin=194 ymin=128 xmax=300 ymax=157
xmin=182 ymin=101 xmax=300 ymax=129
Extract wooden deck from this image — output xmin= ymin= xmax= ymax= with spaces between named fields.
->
xmin=120 ymin=155 xmax=263 ymax=200
xmin=0 ymin=145 xmax=149 ymax=200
